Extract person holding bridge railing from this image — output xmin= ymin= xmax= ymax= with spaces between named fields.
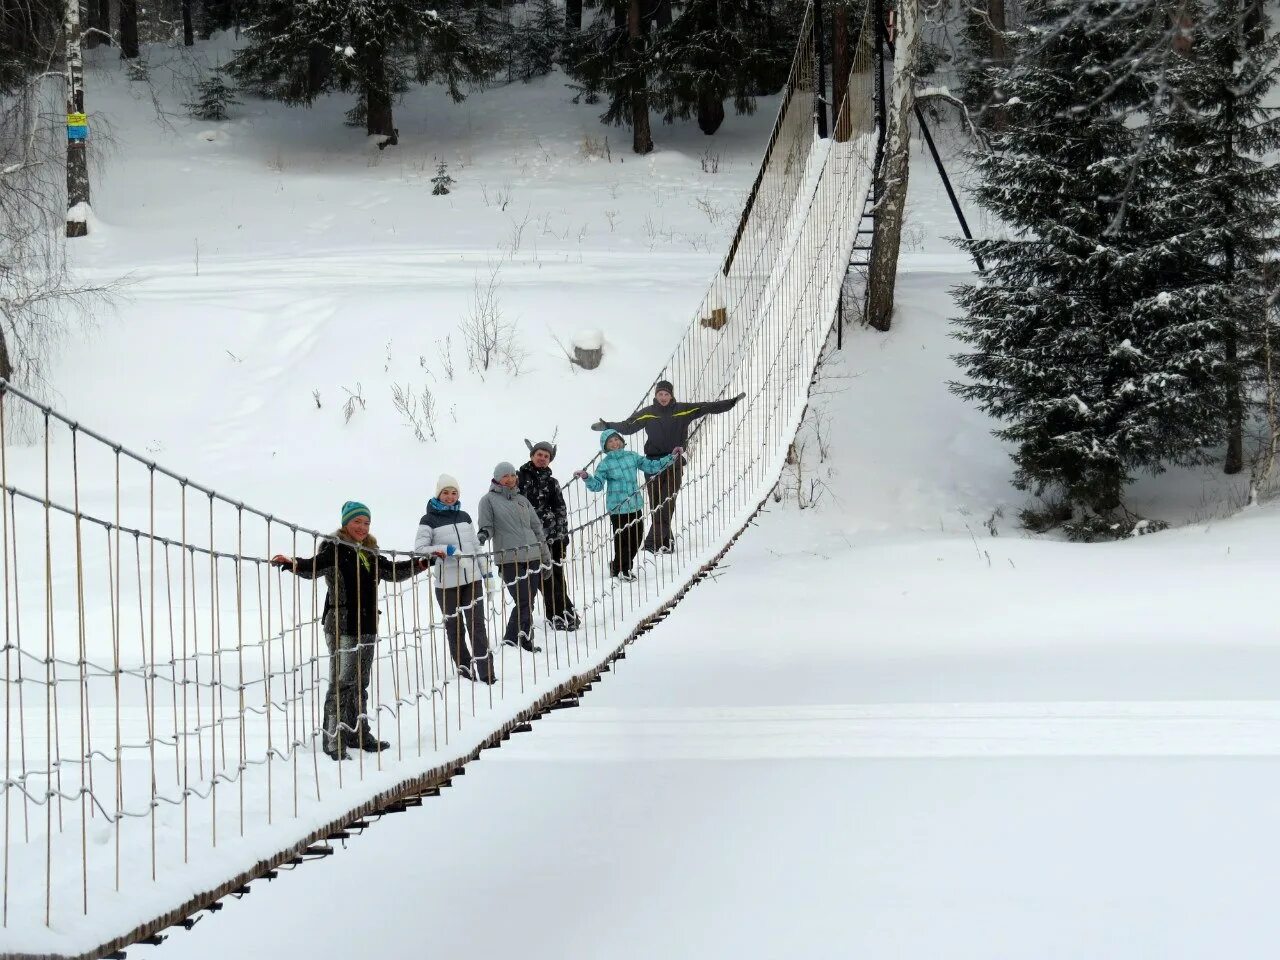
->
xmin=591 ymin=380 xmax=744 ymax=555
xmin=271 ymin=501 xmax=426 ymax=761
xmin=574 ymin=431 xmax=680 ymax=582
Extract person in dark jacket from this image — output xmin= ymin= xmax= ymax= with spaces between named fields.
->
xmin=415 ymin=475 xmax=496 ymax=685
xmin=271 ymin=501 xmax=423 ymax=760
xmin=592 ymin=380 xmax=744 ymax=553
xmin=517 ymin=439 xmax=580 ymax=631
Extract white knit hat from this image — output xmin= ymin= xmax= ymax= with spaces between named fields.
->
xmin=436 ymin=473 xmax=460 ymax=497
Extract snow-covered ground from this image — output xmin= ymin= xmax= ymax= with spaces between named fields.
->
xmin=153 ymin=267 xmax=1280 ymax=960
xmin=10 ymin=28 xmax=1280 ymax=959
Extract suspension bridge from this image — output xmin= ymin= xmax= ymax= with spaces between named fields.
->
xmin=2 ymin=5 xmax=879 ymax=957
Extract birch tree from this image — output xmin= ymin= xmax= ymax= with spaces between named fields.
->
xmin=865 ymin=0 xmax=922 ymax=331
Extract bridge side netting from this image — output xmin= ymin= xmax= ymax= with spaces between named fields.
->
xmin=0 ymin=7 xmax=877 ymax=955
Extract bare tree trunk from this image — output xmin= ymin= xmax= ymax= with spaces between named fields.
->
xmin=866 ymin=0 xmax=919 ymax=331
xmin=628 ymin=0 xmax=653 ymax=154
xmin=1225 ymin=328 xmax=1244 ymax=474
xmin=86 ymin=0 xmax=108 ymax=48
xmin=65 ymin=0 xmax=91 ymax=238
xmin=832 ymin=4 xmax=850 ymax=141
xmin=182 ymin=0 xmax=194 ymax=46
xmin=364 ymin=47 xmax=397 ymax=146
xmin=988 ymin=0 xmax=1007 ymax=60
xmin=0 ymin=327 xmax=12 ymax=382
xmin=119 ymin=0 xmax=139 ymax=58
xmin=1244 ymin=0 xmax=1264 ymax=48
xmin=988 ymin=0 xmax=1008 ymax=130
xmin=697 ymin=89 xmax=725 ymax=134
xmin=565 ymin=0 xmax=582 ymax=32
xmin=307 ymin=43 xmax=330 ymax=96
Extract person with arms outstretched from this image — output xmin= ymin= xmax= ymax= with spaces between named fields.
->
xmin=592 ymin=380 xmax=744 ymax=553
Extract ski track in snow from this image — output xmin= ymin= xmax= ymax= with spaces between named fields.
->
xmin=487 ymin=701 xmax=1280 ymax=760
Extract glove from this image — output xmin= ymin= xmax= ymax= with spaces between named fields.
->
xmin=477 ymin=530 xmax=489 ymax=545
xmin=269 ymin=555 xmax=295 ymax=571
xmin=590 ymin=419 xmax=608 ymax=431
xmin=573 ymin=470 xmax=589 ymax=480
xmin=733 ymin=392 xmax=746 ymax=404
xmin=671 ymin=446 xmax=684 ymax=457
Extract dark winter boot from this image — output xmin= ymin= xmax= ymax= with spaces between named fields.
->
xmin=355 ymin=729 xmax=390 ymax=753
xmin=471 ymin=655 xmax=497 ymax=685
xmin=503 ymin=634 xmax=542 ymax=654
xmin=321 ymin=694 xmax=350 ymax=761
xmin=353 ymin=692 xmax=390 ymax=752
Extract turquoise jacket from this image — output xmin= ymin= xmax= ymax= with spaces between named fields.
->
xmin=583 ymin=429 xmax=674 ymax=515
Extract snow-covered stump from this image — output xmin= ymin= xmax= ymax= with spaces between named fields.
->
xmin=572 ymin=329 xmax=604 ymax=369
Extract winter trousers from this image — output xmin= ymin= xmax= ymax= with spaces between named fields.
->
xmin=642 ymin=459 xmax=683 ymax=552
xmin=323 ymin=631 xmax=377 ymax=750
xmin=500 ymin=561 xmax=542 ymax=650
xmin=435 ymin=580 xmax=493 ymax=681
xmin=610 ymin=512 xmax=644 ymax=576
xmin=539 ymin=539 xmax=579 ymax=628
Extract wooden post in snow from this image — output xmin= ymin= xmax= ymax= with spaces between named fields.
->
xmin=866 ymin=0 xmax=919 ymax=332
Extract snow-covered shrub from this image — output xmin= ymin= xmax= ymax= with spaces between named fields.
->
xmin=431 ymin=159 xmax=454 ymax=196
xmin=184 ymin=73 xmax=240 ymax=121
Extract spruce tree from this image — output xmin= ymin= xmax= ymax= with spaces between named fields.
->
xmin=184 ymin=72 xmax=241 ymax=120
xmin=951 ymin=1 xmax=1209 ymax=521
xmin=229 ymin=0 xmax=493 ymax=144
xmin=1151 ymin=0 xmax=1280 ymax=476
xmin=431 ymin=159 xmax=454 ymax=194
xmin=655 ymin=0 xmax=787 ymax=135
xmin=514 ymin=0 xmax=563 ymax=82
xmin=564 ymin=0 xmax=654 ymax=153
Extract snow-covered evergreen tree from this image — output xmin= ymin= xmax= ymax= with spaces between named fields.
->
xmin=951 ymin=1 xmax=1219 ymax=522
xmin=564 ymin=0 xmax=654 ymax=153
xmin=655 ymin=0 xmax=787 ymax=135
xmin=229 ymin=0 xmax=494 ymax=144
xmin=1149 ymin=0 xmax=1280 ymax=476
xmin=513 ymin=0 xmax=563 ymax=82
xmin=431 ymin=159 xmax=454 ymax=194
xmin=184 ymin=72 xmax=241 ymax=120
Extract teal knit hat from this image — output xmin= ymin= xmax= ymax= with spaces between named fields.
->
xmin=341 ymin=501 xmax=371 ymax=525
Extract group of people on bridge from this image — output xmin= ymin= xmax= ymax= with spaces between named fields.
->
xmin=268 ymin=381 xmax=744 ymax=760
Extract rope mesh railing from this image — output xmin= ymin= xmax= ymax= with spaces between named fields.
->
xmin=1 ymin=7 xmax=878 ymax=956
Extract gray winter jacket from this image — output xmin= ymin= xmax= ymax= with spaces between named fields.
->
xmin=477 ymin=481 xmax=552 ymax=567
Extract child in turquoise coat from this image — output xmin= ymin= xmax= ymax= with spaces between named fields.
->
xmin=574 ymin=429 xmax=680 ymax=581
